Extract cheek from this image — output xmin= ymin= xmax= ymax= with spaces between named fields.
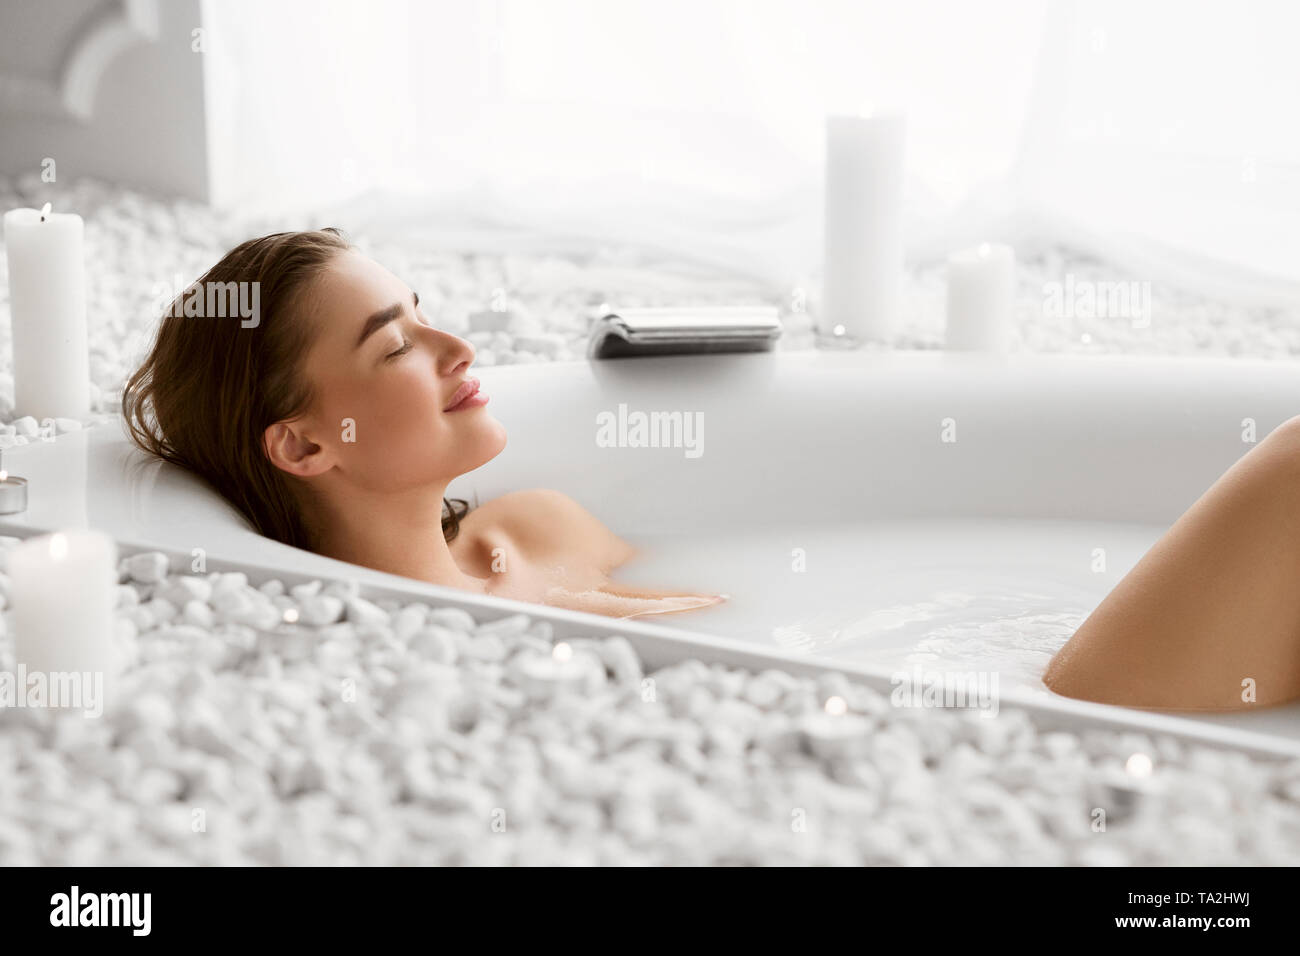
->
xmin=325 ymin=367 xmax=491 ymax=484
xmin=353 ymin=372 xmax=443 ymax=449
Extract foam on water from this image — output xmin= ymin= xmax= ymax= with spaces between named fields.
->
xmin=614 ymin=516 xmax=1300 ymax=738
xmin=613 ymin=517 xmax=1147 ymax=689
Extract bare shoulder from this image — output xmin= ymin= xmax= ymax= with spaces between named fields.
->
xmin=460 ymin=489 xmax=634 ymax=568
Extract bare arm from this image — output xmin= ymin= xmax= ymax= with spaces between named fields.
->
xmin=543 ymin=584 xmax=726 ymax=619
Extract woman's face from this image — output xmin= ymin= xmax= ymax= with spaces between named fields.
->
xmin=288 ymin=249 xmax=506 ymax=493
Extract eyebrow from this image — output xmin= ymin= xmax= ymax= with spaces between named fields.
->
xmin=355 ymin=291 xmax=419 ymax=349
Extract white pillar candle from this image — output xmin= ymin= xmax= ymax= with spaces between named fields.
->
xmin=820 ymin=112 xmax=906 ymax=345
xmin=9 ymin=530 xmax=118 ymax=714
xmin=3 ymin=204 xmax=91 ymax=420
xmin=945 ymin=242 xmax=1016 ymax=351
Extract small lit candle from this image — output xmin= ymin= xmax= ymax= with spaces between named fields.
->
xmin=945 ymin=242 xmax=1016 ymax=351
xmin=0 ymin=469 xmax=27 ymax=514
xmin=8 ymin=530 xmax=118 ymax=713
xmin=1094 ymin=751 xmax=1164 ymax=823
xmin=514 ymin=641 xmax=602 ymax=700
xmin=3 ymin=202 xmax=91 ymax=420
xmin=798 ymin=695 xmax=872 ymax=759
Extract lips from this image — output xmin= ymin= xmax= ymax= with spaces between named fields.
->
xmin=443 ymin=377 xmax=481 ymax=412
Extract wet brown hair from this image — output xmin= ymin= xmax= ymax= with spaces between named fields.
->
xmin=122 ymin=228 xmax=468 ymax=551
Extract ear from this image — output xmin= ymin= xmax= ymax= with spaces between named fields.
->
xmin=263 ymin=420 xmax=333 ymax=478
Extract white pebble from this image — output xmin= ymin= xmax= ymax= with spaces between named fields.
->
xmin=160 ymin=575 xmax=212 ymax=606
xmin=212 ymin=588 xmax=255 ymax=620
xmin=298 ymin=595 xmax=344 ymax=626
xmin=212 ymin=571 xmax=248 ymax=594
xmin=134 ymin=767 xmax=184 ymax=802
xmin=409 ymin=626 xmax=459 ymax=664
xmin=427 ymin=607 xmax=476 ymax=632
xmin=154 ymin=624 xmax=215 ymax=644
xmin=258 ymin=578 xmax=285 ymax=598
xmin=122 ymin=606 xmax=155 ymax=631
xmin=743 ymin=674 xmax=787 ymax=709
xmin=123 ymin=551 xmax=169 ymax=584
xmin=180 ymin=600 xmax=214 ymax=628
xmin=598 ymin=636 xmax=642 ymax=683
xmin=474 ymin=613 xmax=530 ymax=639
xmin=323 ymin=579 xmax=360 ymax=601
xmin=140 ymin=597 xmax=178 ymax=624
xmin=289 ymin=579 xmax=322 ymax=601
xmin=345 ymin=596 xmax=389 ymax=628
xmin=753 ymin=713 xmax=803 ymax=756
xmin=252 ymin=653 xmax=284 ymax=681
xmin=117 ymin=692 xmax=176 ymax=734
xmin=393 ymin=604 xmax=426 ymax=640
xmin=462 ymin=634 xmax=506 ymax=663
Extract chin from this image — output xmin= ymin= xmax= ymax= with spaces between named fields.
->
xmin=468 ymin=415 xmax=508 ymax=467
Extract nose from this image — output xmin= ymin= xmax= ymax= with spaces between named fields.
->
xmin=435 ymin=330 xmax=475 ymax=377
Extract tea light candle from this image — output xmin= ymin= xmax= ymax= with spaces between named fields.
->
xmin=945 ymin=242 xmax=1016 ymax=351
xmin=8 ymin=530 xmax=119 ymax=711
xmin=3 ymin=203 xmax=91 ymax=420
xmin=1093 ymin=751 xmax=1164 ymax=822
xmin=820 ymin=112 xmax=906 ymax=346
xmin=0 ymin=469 xmax=28 ymax=514
xmin=799 ymin=695 xmax=871 ymax=759
xmin=514 ymin=641 xmax=602 ymax=700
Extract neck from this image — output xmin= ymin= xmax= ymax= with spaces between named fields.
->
xmin=307 ymin=480 xmax=484 ymax=592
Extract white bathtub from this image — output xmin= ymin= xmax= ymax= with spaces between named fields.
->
xmin=6 ymin=350 xmax=1300 ymax=757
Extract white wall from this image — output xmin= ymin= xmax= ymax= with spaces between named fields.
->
xmin=200 ymin=0 xmax=422 ymax=212
xmin=0 ymin=0 xmax=210 ymax=198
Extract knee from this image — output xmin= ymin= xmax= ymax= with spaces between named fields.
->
xmin=1260 ymin=414 xmax=1300 ymax=457
xmin=1231 ymin=413 xmax=1300 ymax=492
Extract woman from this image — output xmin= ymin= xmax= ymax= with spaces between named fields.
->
xmin=1044 ymin=415 xmax=1300 ymax=712
xmin=124 ymin=229 xmax=725 ymax=621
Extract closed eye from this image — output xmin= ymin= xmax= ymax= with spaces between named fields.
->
xmin=384 ymin=290 xmax=422 ymax=360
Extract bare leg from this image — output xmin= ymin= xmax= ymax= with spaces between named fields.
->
xmin=1043 ymin=417 xmax=1300 ymax=712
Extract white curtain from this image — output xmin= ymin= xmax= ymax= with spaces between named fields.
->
xmin=1014 ymin=0 xmax=1300 ymax=303
xmin=200 ymin=0 xmax=1300 ymax=297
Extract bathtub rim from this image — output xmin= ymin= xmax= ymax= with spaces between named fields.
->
xmin=4 ymin=527 xmax=1292 ymax=762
